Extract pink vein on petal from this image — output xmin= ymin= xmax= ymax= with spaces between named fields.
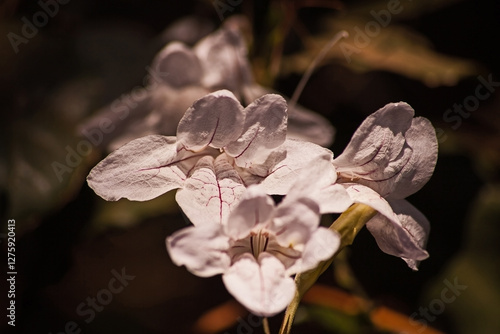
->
xmin=207 ymin=117 xmax=220 ymax=147
xmin=234 ymin=128 xmax=260 ymax=159
xmin=364 ymin=152 xmax=412 ymax=183
xmin=358 ymin=132 xmax=387 ymax=167
xmin=136 ymin=153 xmax=206 ymax=172
xmin=217 ymin=177 xmax=223 ymax=224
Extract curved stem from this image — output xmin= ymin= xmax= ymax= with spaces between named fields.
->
xmin=288 ymin=30 xmax=349 ymax=113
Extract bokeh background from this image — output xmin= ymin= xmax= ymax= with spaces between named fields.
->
xmin=1 ymin=0 xmax=500 ymax=333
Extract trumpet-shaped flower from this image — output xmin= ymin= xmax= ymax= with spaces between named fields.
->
xmin=310 ymin=102 xmax=437 ymax=269
xmin=332 ymin=102 xmax=438 ymax=200
xmin=166 ymin=185 xmax=341 ymax=316
xmin=80 ymin=18 xmax=334 ymax=151
xmin=87 ymin=90 xmax=334 ymax=225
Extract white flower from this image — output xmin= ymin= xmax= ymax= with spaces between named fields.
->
xmin=80 ymin=18 xmax=334 ymax=151
xmin=87 ymin=90 xmax=334 ymax=225
xmin=312 ymin=102 xmax=438 ymax=269
xmin=166 ymin=185 xmax=340 ymax=316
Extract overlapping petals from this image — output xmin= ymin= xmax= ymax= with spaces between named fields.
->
xmin=166 ymin=185 xmax=340 ymax=316
xmin=310 ymin=103 xmax=437 ymax=269
xmin=87 ymin=90 xmax=334 ymax=226
xmin=80 ymin=19 xmax=335 ymax=151
xmin=333 ymin=102 xmax=438 ymax=199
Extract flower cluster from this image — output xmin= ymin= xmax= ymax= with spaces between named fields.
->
xmin=87 ymin=88 xmax=437 ymax=315
xmin=310 ymin=102 xmax=438 ymax=269
xmin=86 ymin=19 xmax=438 ymax=319
xmin=87 ymin=89 xmax=333 ymax=226
xmin=167 ymin=185 xmax=340 ymax=316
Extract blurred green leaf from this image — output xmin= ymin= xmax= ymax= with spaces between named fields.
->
xmin=305 ymin=305 xmax=370 ymax=334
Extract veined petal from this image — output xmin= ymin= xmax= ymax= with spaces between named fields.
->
xmin=343 ymin=183 xmax=397 ymax=222
xmin=166 ymin=224 xmax=230 ymax=277
xmin=176 ymin=154 xmax=246 ymax=226
xmin=222 ymin=253 xmax=295 ymax=317
xmin=149 ymin=41 xmax=203 ymax=88
xmin=87 ymin=135 xmax=199 ymax=201
xmin=344 ymin=183 xmax=430 ymax=265
xmin=333 ymin=102 xmax=415 ymax=197
xmin=224 ymin=185 xmax=275 ymax=239
xmin=242 ymin=84 xmax=336 ymax=147
xmin=254 ymin=139 xmax=335 ymax=195
xmin=225 ymin=94 xmax=287 ymax=166
xmin=152 ymin=85 xmax=212 ymax=141
xmin=286 ymin=227 xmax=340 ymax=275
xmin=388 ymin=117 xmax=438 ymax=199
xmin=389 ymin=199 xmax=431 ymax=269
xmin=177 ymin=90 xmax=244 ymax=151
xmin=366 ymin=213 xmax=429 ymax=268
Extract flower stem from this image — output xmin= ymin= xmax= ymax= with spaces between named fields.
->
xmin=288 ymin=30 xmax=349 ymax=113
xmin=278 ymin=203 xmax=377 ymax=334
xmin=263 ymin=317 xmax=271 ymax=334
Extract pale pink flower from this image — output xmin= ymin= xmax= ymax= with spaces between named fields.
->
xmin=166 ymin=185 xmax=340 ymax=316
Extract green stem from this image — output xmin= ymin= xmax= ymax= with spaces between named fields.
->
xmin=278 ymin=203 xmax=377 ymax=334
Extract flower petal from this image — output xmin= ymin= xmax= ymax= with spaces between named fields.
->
xmin=388 ymin=117 xmax=438 ymax=199
xmin=224 ymin=185 xmax=275 ymax=239
xmin=166 ymin=223 xmax=230 ymax=277
xmin=87 ymin=135 xmax=199 ymax=201
xmin=286 ymin=102 xmax=336 ymax=147
xmin=222 ymin=253 xmax=296 ymax=316
xmin=286 ymin=227 xmax=341 ymax=275
xmin=272 ymin=197 xmax=321 ymax=249
xmin=149 ymin=41 xmax=203 ymax=88
xmin=80 ymin=82 xmax=211 ymax=152
xmin=175 ymin=154 xmax=246 ymax=226
xmin=343 ymin=183 xmax=430 ymax=265
xmin=249 ymin=139 xmax=335 ymax=195
xmin=282 ymin=159 xmax=353 ymax=214
xmin=176 ymin=90 xmax=244 ymax=151
xmin=225 ymin=94 xmax=288 ymax=166
xmin=389 ymin=199 xmax=431 ymax=269
xmin=315 ymin=183 xmax=354 ymax=214
xmin=194 ymin=25 xmax=253 ymax=95
xmin=242 ymin=85 xmax=336 ymax=146
xmin=343 ymin=183 xmax=397 ymax=221
xmin=333 ymin=102 xmax=415 ymax=197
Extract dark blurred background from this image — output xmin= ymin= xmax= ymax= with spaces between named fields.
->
xmin=1 ymin=0 xmax=500 ymax=333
